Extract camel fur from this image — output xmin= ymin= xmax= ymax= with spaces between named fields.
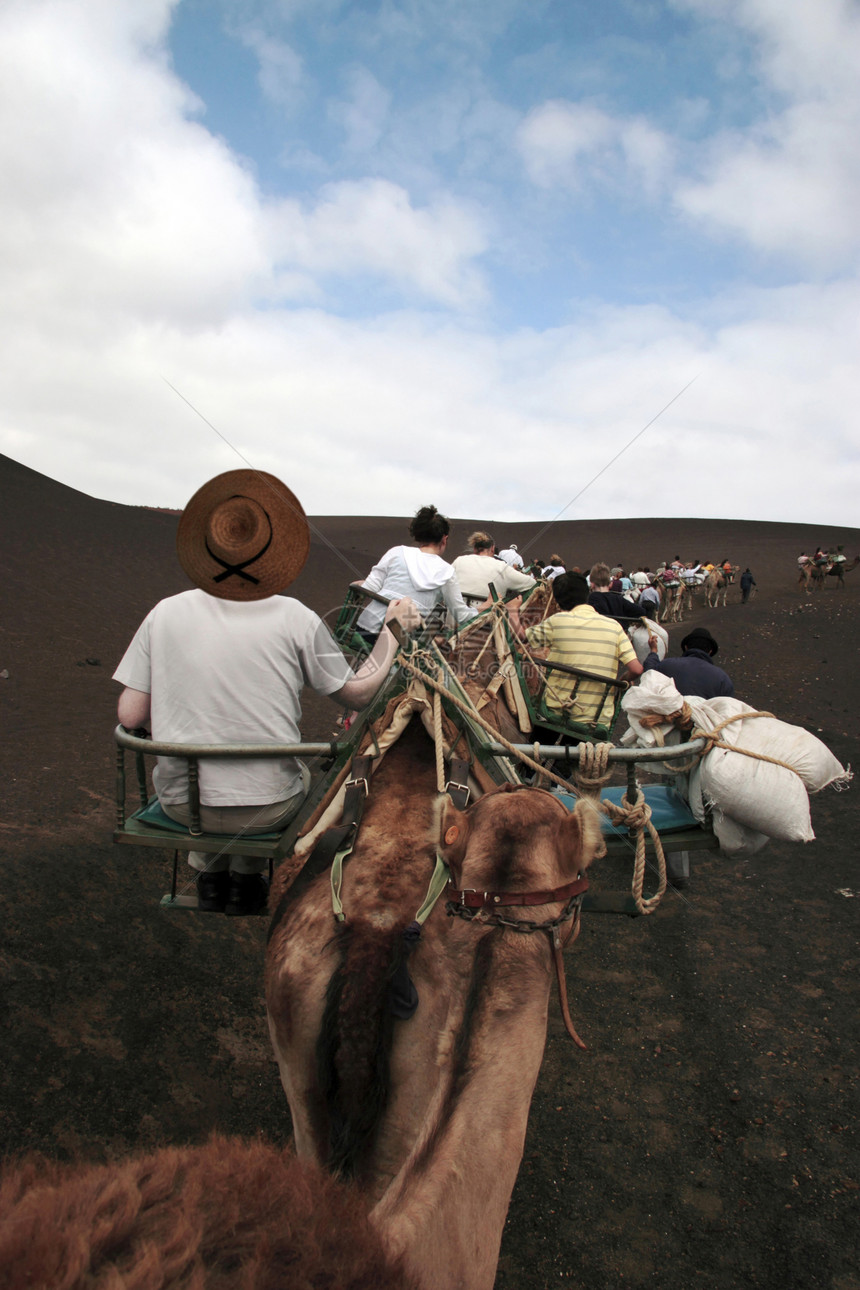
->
xmin=0 ymin=1135 xmax=417 ymax=1289
xmin=656 ymin=578 xmax=687 ymax=623
xmin=704 ymin=568 xmax=729 ymax=608
xmin=266 ymin=717 xmax=603 ymax=1290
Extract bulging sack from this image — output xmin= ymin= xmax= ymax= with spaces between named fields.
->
xmin=624 ymin=686 xmax=851 ymax=851
xmin=684 ymin=697 xmax=850 ymax=845
xmin=628 ymin=618 xmax=668 ymax=664
xmin=621 ymin=671 xmax=683 ymax=746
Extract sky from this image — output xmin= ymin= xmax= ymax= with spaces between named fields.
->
xmin=1 ymin=0 xmax=859 ymax=524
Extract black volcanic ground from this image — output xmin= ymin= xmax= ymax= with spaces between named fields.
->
xmin=1 ymin=453 xmax=858 ymax=1289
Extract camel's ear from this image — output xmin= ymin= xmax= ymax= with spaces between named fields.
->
xmin=558 ymin=799 xmax=604 ymax=874
xmin=438 ymin=799 xmax=470 ymax=871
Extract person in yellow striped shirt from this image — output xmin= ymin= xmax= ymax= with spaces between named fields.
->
xmin=509 ymin=571 xmax=643 ymax=728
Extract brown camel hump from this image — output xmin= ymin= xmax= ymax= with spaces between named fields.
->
xmin=0 ymin=1136 xmax=419 ymax=1289
xmin=317 ymin=920 xmax=405 ymax=1180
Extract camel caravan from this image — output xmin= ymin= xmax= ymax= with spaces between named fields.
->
xmin=0 ymin=482 xmax=852 ymax=1289
xmin=649 ymin=561 xmax=737 ymax=621
xmin=798 ymin=548 xmax=860 ymax=594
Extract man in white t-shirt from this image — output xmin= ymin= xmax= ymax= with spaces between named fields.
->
xmin=497 ymin=543 xmax=525 ymax=568
xmin=114 ymin=470 xmax=415 ymax=915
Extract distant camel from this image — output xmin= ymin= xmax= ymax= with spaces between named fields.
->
xmin=800 ymin=556 xmax=859 ymax=594
xmin=0 ymin=1136 xmax=416 ymax=1288
xmin=657 ymin=577 xmax=687 ymax=622
xmin=704 ymin=568 xmax=728 ymax=608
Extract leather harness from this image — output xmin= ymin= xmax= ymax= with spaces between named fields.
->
xmin=277 ymin=749 xmax=588 ymax=1045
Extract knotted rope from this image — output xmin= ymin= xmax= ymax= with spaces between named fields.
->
xmin=571 ymin=741 xmax=667 ymax=916
xmin=573 ymin=741 xmax=613 ymax=791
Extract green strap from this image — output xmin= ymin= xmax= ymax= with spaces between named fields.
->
xmin=332 ymin=849 xmax=449 ymax=926
xmin=413 ymin=853 xmax=452 ymax=926
xmin=330 ymin=843 xmax=355 ymax=922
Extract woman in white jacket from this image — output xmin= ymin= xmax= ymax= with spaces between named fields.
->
xmin=357 ymin=506 xmax=481 ymax=642
xmin=452 ymin=531 xmax=536 ymax=602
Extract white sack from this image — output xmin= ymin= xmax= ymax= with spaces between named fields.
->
xmin=711 ymin=813 xmax=771 ymax=857
xmin=683 ymin=697 xmax=850 ymax=844
xmin=625 ymin=689 xmax=851 ymax=851
xmin=620 ymin=671 xmax=682 ymax=747
xmin=628 ymin=617 xmax=668 ymax=664
xmin=687 ymin=764 xmax=768 ymax=854
xmin=683 ymin=697 xmax=850 ymax=794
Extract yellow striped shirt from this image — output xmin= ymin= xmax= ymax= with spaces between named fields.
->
xmin=525 ymin=604 xmax=635 ymax=725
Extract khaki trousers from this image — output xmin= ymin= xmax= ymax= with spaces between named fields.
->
xmin=163 ymin=764 xmax=310 ymax=875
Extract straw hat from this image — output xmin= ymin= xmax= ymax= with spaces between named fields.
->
xmin=176 ymin=469 xmax=310 ymax=601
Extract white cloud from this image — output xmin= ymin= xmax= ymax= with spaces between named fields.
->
xmin=240 ymin=29 xmax=305 ymax=111
xmin=328 ymin=67 xmax=391 ymax=154
xmin=673 ymin=0 xmax=860 ymax=265
xmin=0 ymin=0 xmax=270 ymax=327
xmin=516 ymin=100 xmax=674 ymax=198
xmin=266 ymin=180 xmax=489 ymax=307
xmin=0 ymin=0 xmax=857 ymax=531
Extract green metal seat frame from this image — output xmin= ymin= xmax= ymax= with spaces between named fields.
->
xmin=333 ymin=582 xmax=455 ymax=657
xmin=114 ymin=624 xmax=720 ymax=916
xmin=114 ymin=728 xmax=358 ymax=907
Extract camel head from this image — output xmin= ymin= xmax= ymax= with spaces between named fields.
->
xmin=438 ymin=784 xmax=602 ymax=920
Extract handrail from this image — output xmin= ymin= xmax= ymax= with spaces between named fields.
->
xmin=482 ymin=738 xmax=706 ymax=763
xmin=115 ymin=726 xmax=341 ymax=758
xmin=348 ymin=580 xmax=393 ymax=608
xmin=531 ymin=655 xmax=630 ymax=690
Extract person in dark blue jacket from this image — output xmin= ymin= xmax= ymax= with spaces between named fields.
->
xmin=740 ymin=568 xmax=756 ymax=602
xmin=642 ymin=626 xmax=734 ymax=698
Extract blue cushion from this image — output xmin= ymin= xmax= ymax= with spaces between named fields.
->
xmin=552 ymin=784 xmax=698 ymax=834
xmin=132 ymin=797 xmax=282 ymax=840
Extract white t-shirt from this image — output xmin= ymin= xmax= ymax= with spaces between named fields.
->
xmin=113 ymin=590 xmax=352 ymax=807
xmin=497 ymin=547 xmax=524 ymax=568
xmin=542 ymin=564 xmax=565 ymax=581
xmin=452 ymin=553 xmax=536 ymax=600
xmin=357 ymin=546 xmax=476 ymax=634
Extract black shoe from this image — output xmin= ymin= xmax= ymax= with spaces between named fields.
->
xmin=196 ymin=870 xmax=230 ymax=912
xmin=225 ymin=872 xmax=269 ymax=917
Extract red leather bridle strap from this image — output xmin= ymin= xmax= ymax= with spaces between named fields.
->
xmin=446 ymin=873 xmax=589 ymax=909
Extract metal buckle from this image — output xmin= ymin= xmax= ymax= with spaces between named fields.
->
xmin=344 ymin=775 xmax=369 ymax=795
xmin=444 ymin=780 xmax=471 ymax=805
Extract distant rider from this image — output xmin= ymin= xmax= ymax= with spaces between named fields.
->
xmin=643 ymin=626 xmax=734 ymax=699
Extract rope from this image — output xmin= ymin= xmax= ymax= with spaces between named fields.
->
xmin=551 ymin=922 xmax=587 ymax=1048
xmin=574 ymin=741 xmax=613 ymax=791
xmin=689 ymin=711 xmax=804 ymax=774
xmin=397 ymin=652 xmax=576 ymax=795
xmin=603 ymin=791 xmax=667 ymax=915
xmin=398 ymin=648 xmax=669 ymax=916
xmin=464 ymin=602 xmax=505 ymax=675
xmin=432 ymin=689 xmax=446 ymax=793
xmin=639 ymin=708 xmax=808 ymax=780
